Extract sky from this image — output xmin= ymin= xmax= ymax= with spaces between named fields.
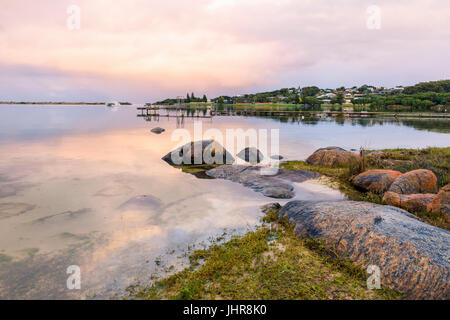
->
xmin=0 ymin=0 xmax=449 ymax=102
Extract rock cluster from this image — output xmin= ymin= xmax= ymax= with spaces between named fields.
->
xmin=352 ymin=168 xmax=446 ymax=215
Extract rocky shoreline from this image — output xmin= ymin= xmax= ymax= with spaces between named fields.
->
xmin=141 ymin=142 xmax=449 ymax=300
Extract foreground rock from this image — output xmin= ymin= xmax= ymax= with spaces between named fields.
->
xmin=162 ymin=140 xmax=234 ymax=165
xmin=388 ymin=169 xmax=438 ymax=194
xmin=150 ymin=127 xmax=165 ymax=134
xmin=237 ymin=147 xmax=264 ymax=164
xmin=278 ymin=200 xmax=450 ymax=299
xmin=352 ymin=169 xmax=403 ymax=194
xmin=427 ymin=184 xmax=450 ymax=217
xmin=306 ymin=146 xmax=360 ymax=167
xmin=206 ymin=165 xmax=320 ymax=199
xmin=382 ymin=191 xmax=436 ymax=212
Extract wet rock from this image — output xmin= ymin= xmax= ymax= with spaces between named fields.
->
xmin=150 ymin=127 xmax=165 ymax=134
xmin=118 ymin=195 xmax=162 ymax=211
xmin=262 ymin=187 xmax=294 ymax=199
xmin=382 ymin=191 xmax=436 ymax=212
xmin=388 ymin=169 xmax=438 ymax=195
xmin=162 ymin=140 xmax=234 ymax=165
xmin=237 ymin=147 xmax=264 ymax=164
xmin=278 ymin=200 xmax=450 ymax=299
xmin=32 ymin=208 xmax=91 ymax=224
xmin=206 ymin=165 xmax=319 ymax=199
xmin=427 ymin=184 xmax=450 ymax=217
xmin=352 ymin=169 xmax=403 ymax=194
xmin=260 ymin=202 xmax=281 ymax=213
xmin=306 ymin=146 xmax=360 ymax=167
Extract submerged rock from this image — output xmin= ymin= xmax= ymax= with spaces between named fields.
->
xmin=206 ymin=165 xmax=319 ymax=199
xmin=382 ymin=191 xmax=436 ymax=212
xmin=427 ymin=184 xmax=450 ymax=217
xmin=352 ymin=169 xmax=403 ymax=194
xmin=0 ymin=202 xmax=36 ymax=220
xmin=388 ymin=169 xmax=438 ymax=195
xmin=306 ymin=146 xmax=360 ymax=167
xmin=237 ymin=147 xmax=264 ymax=164
xmin=118 ymin=195 xmax=162 ymax=211
xmin=162 ymin=140 xmax=234 ymax=166
xmin=278 ymin=200 xmax=450 ymax=299
xmin=150 ymin=127 xmax=165 ymax=134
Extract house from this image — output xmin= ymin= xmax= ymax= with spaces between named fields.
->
xmin=317 ymin=93 xmax=336 ymax=99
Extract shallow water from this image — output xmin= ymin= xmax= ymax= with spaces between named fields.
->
xmin=0 ymin=105 xmax=448 ymax=299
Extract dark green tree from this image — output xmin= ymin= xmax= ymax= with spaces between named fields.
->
xmin=301 ymin=86 xmax=320 ymax=97
xmin=332 ymin=93 xmax=344 ymax=105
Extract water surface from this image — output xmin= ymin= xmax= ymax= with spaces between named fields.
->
xmin=0 ymin=105 xmax=448 ymax=299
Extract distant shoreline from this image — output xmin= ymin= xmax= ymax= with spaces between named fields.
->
xmin=0 ymin=102 xmax=134 ymax=106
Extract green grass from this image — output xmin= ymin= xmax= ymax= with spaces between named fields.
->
xmin=126 ymin=209 xmax=401 ymax=300
xmin=0 ymin=253 xmax=13 ymax=265
xmin=366 ymin=147 xmax=450 ymax=188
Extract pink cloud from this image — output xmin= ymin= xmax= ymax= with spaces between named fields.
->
xmin=0 ymin=0 xmax=449 ymax=102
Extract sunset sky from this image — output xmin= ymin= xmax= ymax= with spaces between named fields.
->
xmin=1 ymin=0 xmax=449 ymax=102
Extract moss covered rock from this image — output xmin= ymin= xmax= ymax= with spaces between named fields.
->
xmin=382 ymin=191 xmax=435 ymax=212
xmin=306 ymin=146 xmax=360 ymax=167
xmin=353 ymin=169 xmax=403 ymax=194
xmin=427 ymin=184 xmax=450 ymax=217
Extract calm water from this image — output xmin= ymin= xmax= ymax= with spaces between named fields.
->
xmin=0 ymin=105 xmax=449 ymax=299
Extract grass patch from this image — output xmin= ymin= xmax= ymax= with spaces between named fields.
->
xmin=280 ymin=160 xmax=382 ymax=203
xmin=126 ymin=210 xmax=401 ymax=300
xmin=365 ymin=147 xmax=450 ymax=188
xmin=0 ymin=253 xmax=13 ymax=265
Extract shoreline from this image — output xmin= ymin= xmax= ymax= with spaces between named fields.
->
xmin=126 ymin=146 xmax=449 ymax=300
xmin=1 ymin=103 xmax=449 ymax=119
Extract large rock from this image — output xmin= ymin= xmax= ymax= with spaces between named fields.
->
xmin=353 ymin=169 xmax=403 ymax=194
xmin=278 ymin=200 xmax=450 ymax=299
xmin=206 ymin=165 xmax=319 ymax=199
xmin=427 ymin=184 xmax=450 ymax=217
xmin=237 ymin=147 xmax=264 ymax=164
xmin=306 ymin=146 xmax=360 ymax=167
xmin=382 ymin=191 xmax=436 ymax=212
xmin=388 ymin=169 xmax=438 ymax=195
xmin=162 ymin=140 xmax=234 ymax=165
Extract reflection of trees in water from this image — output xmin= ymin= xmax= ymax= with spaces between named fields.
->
xmin=245 ymin=115 xmax=449 ymax=133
